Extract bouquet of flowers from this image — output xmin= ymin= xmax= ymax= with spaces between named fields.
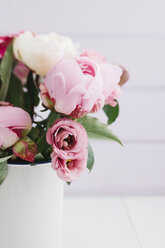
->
xmin=0 ymin=31 xmax=129 ymax=184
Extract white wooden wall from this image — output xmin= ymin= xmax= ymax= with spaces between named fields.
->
xmin=1 ymin=0 xmax=165 ymax=194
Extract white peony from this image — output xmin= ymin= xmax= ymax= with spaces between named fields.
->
xmin=13 ymin=31 xmax=78 ymax=76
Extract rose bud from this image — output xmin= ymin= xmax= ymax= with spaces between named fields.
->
xmin=0 ymin=101 xmax=13 ymax=106
xmin=13 ymin=31 xmax=78 ymax=76
xmin=43 ymin=56 xmax=105 ymax=118
xmin=46 ymin=118 xmax=88 ymax=160
xmin=0 ymin=106 xmax=32 ymax=150
xmin=13 ymin=137 xmax=37 ymax=162
xmin=13 ymin=62 xmax=29 ymax=85
xmin=51 ymin=151 xmax=88 ymax=182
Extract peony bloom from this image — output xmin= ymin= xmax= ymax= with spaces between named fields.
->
xmin=39 ymin=84 xmax=55 ymax=110
xmin=51 ymin=151 xmax=88 ymax=182
xmin=0 ymin=106 xmax=32 ymax=149
xmin=43 ymin=56 xmax=105 ymax=118
xmin=80 ymin=49 xmax=107 ymax=64
xmin=100 ymin=63 xmax=122 ymax=106
xmin=104 ymin=85 xmax=121 ymax=107
xmin=46 ymin=118 xmax=88 ymax=182
xmin=0 ymin=34 xmax=14 ymax=58
xmin=46 ymin=118 xmax=88 ymax=159
xmin=13 ymin=31 xmax=78 ymax=76
xmin=13 ymin=62 xmax=29 ymax=85
xmin=81 ymin=49 xmax=123 ymax=107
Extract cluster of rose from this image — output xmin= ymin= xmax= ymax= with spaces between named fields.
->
xmin=0 ymin=31 xmax=129 ymax=184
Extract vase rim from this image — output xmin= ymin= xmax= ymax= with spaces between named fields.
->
xmin=8 ymin=161 xmax=51 ymax=167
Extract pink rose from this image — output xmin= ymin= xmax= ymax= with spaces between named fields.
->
xmin=0 ymin=106 xmax=32 ymax=149
xmin=13 ymin=62 xmax=29 ymax=85
xmin=43 ymin=57 xmax=104 ymax=118
xmin=47 ymin=118 xmax=88 ymax=159
xmin=51 ymin=152 xmax=87 ymax=182
xmin=46 ymin=118 xmax=88 ymax=181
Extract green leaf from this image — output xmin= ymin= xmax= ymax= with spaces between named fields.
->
xmin=26 ymin=71 xmax=40 ymax=106
xmin=103 ymin=103 xmax=119 ymax=125
xmin=0 ymin=155 xmax=12 ymax=162
xmin=23 ymin=91 xmax=33 ymax=115
xmin=87 ymin=143 xmax=94 ymax=172
xmin=28 ymin=127 xmax=40 ymax=142
xmin=46 ymin=112 xmax=60 ymax=130
xmin=0 ymin=43 xmax=13 ymax=100
xmin=36 ymin=133 xmax=50 ymax=154
xmin=35 ymin=112 xmax=62 ymax=160
xmin=78 ymin=116 xmax=122 ymax=145
xmin=0 ymin=161 xmax=8 ymax=185
xmin=34 ymin=153 xmax=45 ymax=163
xmin=6 ymin=74 xmax=24 ymax=108
xmin=34 ymin=153 xmax=45 ymax=162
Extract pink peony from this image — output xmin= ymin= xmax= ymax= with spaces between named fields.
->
xmin=80 ymin=49 xmax=107 ymax=64
xmin=0 ymin=106 xmax=32 ymax=149
xmin=39 ymin=84 xmax=55 ymax=109
xmin=46 ymin=118 xmax=88 ymax=181
xmin=105 ymin=85 xmax=121 ymax=107
xmin=43 ymin=56 xmax=105 ymax=118
xmin=13 ymin=62 xmax=29 ymax=85
xmin=81 ymin=49 xmax=123 ymax=107
xmin=100 ymin=63 xmax=122 ymax=106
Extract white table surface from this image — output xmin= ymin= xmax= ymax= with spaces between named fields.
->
xmin=63 ymin=196 xmax=165 ymax=248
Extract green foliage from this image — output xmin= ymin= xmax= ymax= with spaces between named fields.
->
xmin=26 ymin=71 xmax=40 ymax=106
xmin=28 ymin=127 xmax=41 ymax=142
xmin=34 ymin=153 xmax=45 ymax=163
xmin=36 ymin=133 xmax=50 ymax=155
xmin=0 ymin=155 xmax=12 ymax=162
xmin=87 ymin=143 xmax=94 ymax=172
xmin=103 ymin=102 xmax=119 ymax=125
xmin=46 ymin=112 xmax=60 ymax=130
xmin=78 ymin=116 xmax=122 ymax=145
xmin=24 ymin=71 xmax=40 ymax=117
xmin=0 ymin=43 xmax=13 ymax=100
xmin=6 ymin=74 xmax=24 ymax=108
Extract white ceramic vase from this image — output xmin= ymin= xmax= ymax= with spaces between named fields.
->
xmin=0 ymin=162 xmax=64 ymax=248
